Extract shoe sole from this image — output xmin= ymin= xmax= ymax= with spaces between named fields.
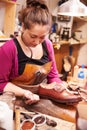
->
xmin=39 ymin=94 xmax=81 ymax=105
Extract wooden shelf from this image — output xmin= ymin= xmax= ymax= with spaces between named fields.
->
xmin=74 ymin=17 xmax=87 ymax=23
xmin=0 ymin=0 xmax=16 ymax=4
xmin=0 ymin=0 xmax=17 ymax=36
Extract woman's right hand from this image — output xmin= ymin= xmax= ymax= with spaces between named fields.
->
xmin=23 ymin=90 xmax=40 ymax=105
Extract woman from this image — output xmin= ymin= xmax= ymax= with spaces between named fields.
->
xmin=0 ymin=0 xmax=81 ymax=105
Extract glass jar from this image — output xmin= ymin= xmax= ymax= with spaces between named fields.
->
xmin=0 ymin=91 xmax=16 ymax=130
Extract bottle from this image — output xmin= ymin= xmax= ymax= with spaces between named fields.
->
xmin=73 ymin=65 xmax=79 ymax=82
xmin=78 ymin=64 xmax=86 ymax=87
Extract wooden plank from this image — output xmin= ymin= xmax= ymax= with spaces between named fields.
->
xmin=54 ymin=44 xmax=80 ymax=73
xmin=0 ymin=0 xmax=16 ymax=4
xmin=4 ymin=2 xmax=16 ymax=36
xmin=54 ymin=44 xmax=69 ymax=73
xmin=15 ymin=98 xmax=76 ymax=123
xmin=15 ymin=106 xmax=75 ymax=130
xmin=25 ymin=99 xmax=76 ymax=123
xmin=15 ymin=108 xmax=21 ymax=130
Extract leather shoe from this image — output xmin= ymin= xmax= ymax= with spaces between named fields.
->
xmin=38 ymin=84 xmax=82 ymax=104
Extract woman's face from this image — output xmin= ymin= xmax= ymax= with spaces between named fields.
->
xmin=22 ymin=24 xmax=50 ymax=47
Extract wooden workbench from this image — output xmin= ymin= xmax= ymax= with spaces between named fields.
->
xmin=15 ymin=98 xmax=77 ymax=123
xmin=15 ymin=105 xmax=75 ymax=130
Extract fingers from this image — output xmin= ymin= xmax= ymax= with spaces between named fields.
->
xmin=23 ymin=90 xmax=40 ymax=105
xmin=33 ymin=94 xmax=40 ymax=100
xmin=24 ymin=99 xmax=39 ymax=105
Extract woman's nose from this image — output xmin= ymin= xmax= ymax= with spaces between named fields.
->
xmin=35 ymin=38 xmax=42 ymax=45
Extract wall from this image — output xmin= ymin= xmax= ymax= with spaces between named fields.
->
xmin=0 ymin=2 xmax=5 ymax=32
xmin=47 ymin=0 xmax=58 ymax=13
xmin=72 ymin=18 xmax=87 ymax=39
xmin=72 ymin=19 xmax=87 ymax=66
xmin=16 ymin=0 xmax=26 ymax=17
xmin=77 ymin=43 xmax=87 ymax=66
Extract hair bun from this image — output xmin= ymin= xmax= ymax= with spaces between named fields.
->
xmin=26 ymin=0 xmax=47 ymax=7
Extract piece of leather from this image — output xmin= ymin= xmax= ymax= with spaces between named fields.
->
xmin=12 ymin=61 xmax=52 ymax=86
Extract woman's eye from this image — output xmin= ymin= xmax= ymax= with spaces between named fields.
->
xmin=40 ymin=37 xmax=45 ymax=40
xmin=29 ymin=34 xmax=45 ymax=39
xmin=30 ymin=35 xmax=36 ymax=38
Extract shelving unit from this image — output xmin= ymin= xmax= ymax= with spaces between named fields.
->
xmin=0 ymin=0 xmax=17 ymax=36
xmin=73 ymin=16 xmax=87 ymax=22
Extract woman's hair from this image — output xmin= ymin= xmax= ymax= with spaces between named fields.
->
xmin=18 ymin=0 xmax=52 ymax=30
xmin=26 ymin=0 xmax=47 ymax=6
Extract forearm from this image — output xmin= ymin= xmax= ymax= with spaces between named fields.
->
xmin=4 ymin=82 xmax=26 ymax=97
xmin=4 ymin=82 xmax=40 ymax=105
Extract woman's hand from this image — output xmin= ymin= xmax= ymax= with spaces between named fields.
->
xmin=53 ymin=81 xmax=69 ymax=92
xmin=23 ymin=90 xmax=40 ymax=105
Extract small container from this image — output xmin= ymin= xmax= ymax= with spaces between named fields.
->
xmin=0 ymin=91 xmax=16 ymax=110
xmin=32 ymin=114 xmax=46 ymax=126
xmin=21 ymin=119 xmax=35 ymax=130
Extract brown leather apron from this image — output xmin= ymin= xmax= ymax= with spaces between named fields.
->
xmin=11 ymin=62 xmax=52 ymax=93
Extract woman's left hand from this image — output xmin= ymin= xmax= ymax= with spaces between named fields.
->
xmin=23 ymin=90 xmax=40 ymax=105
